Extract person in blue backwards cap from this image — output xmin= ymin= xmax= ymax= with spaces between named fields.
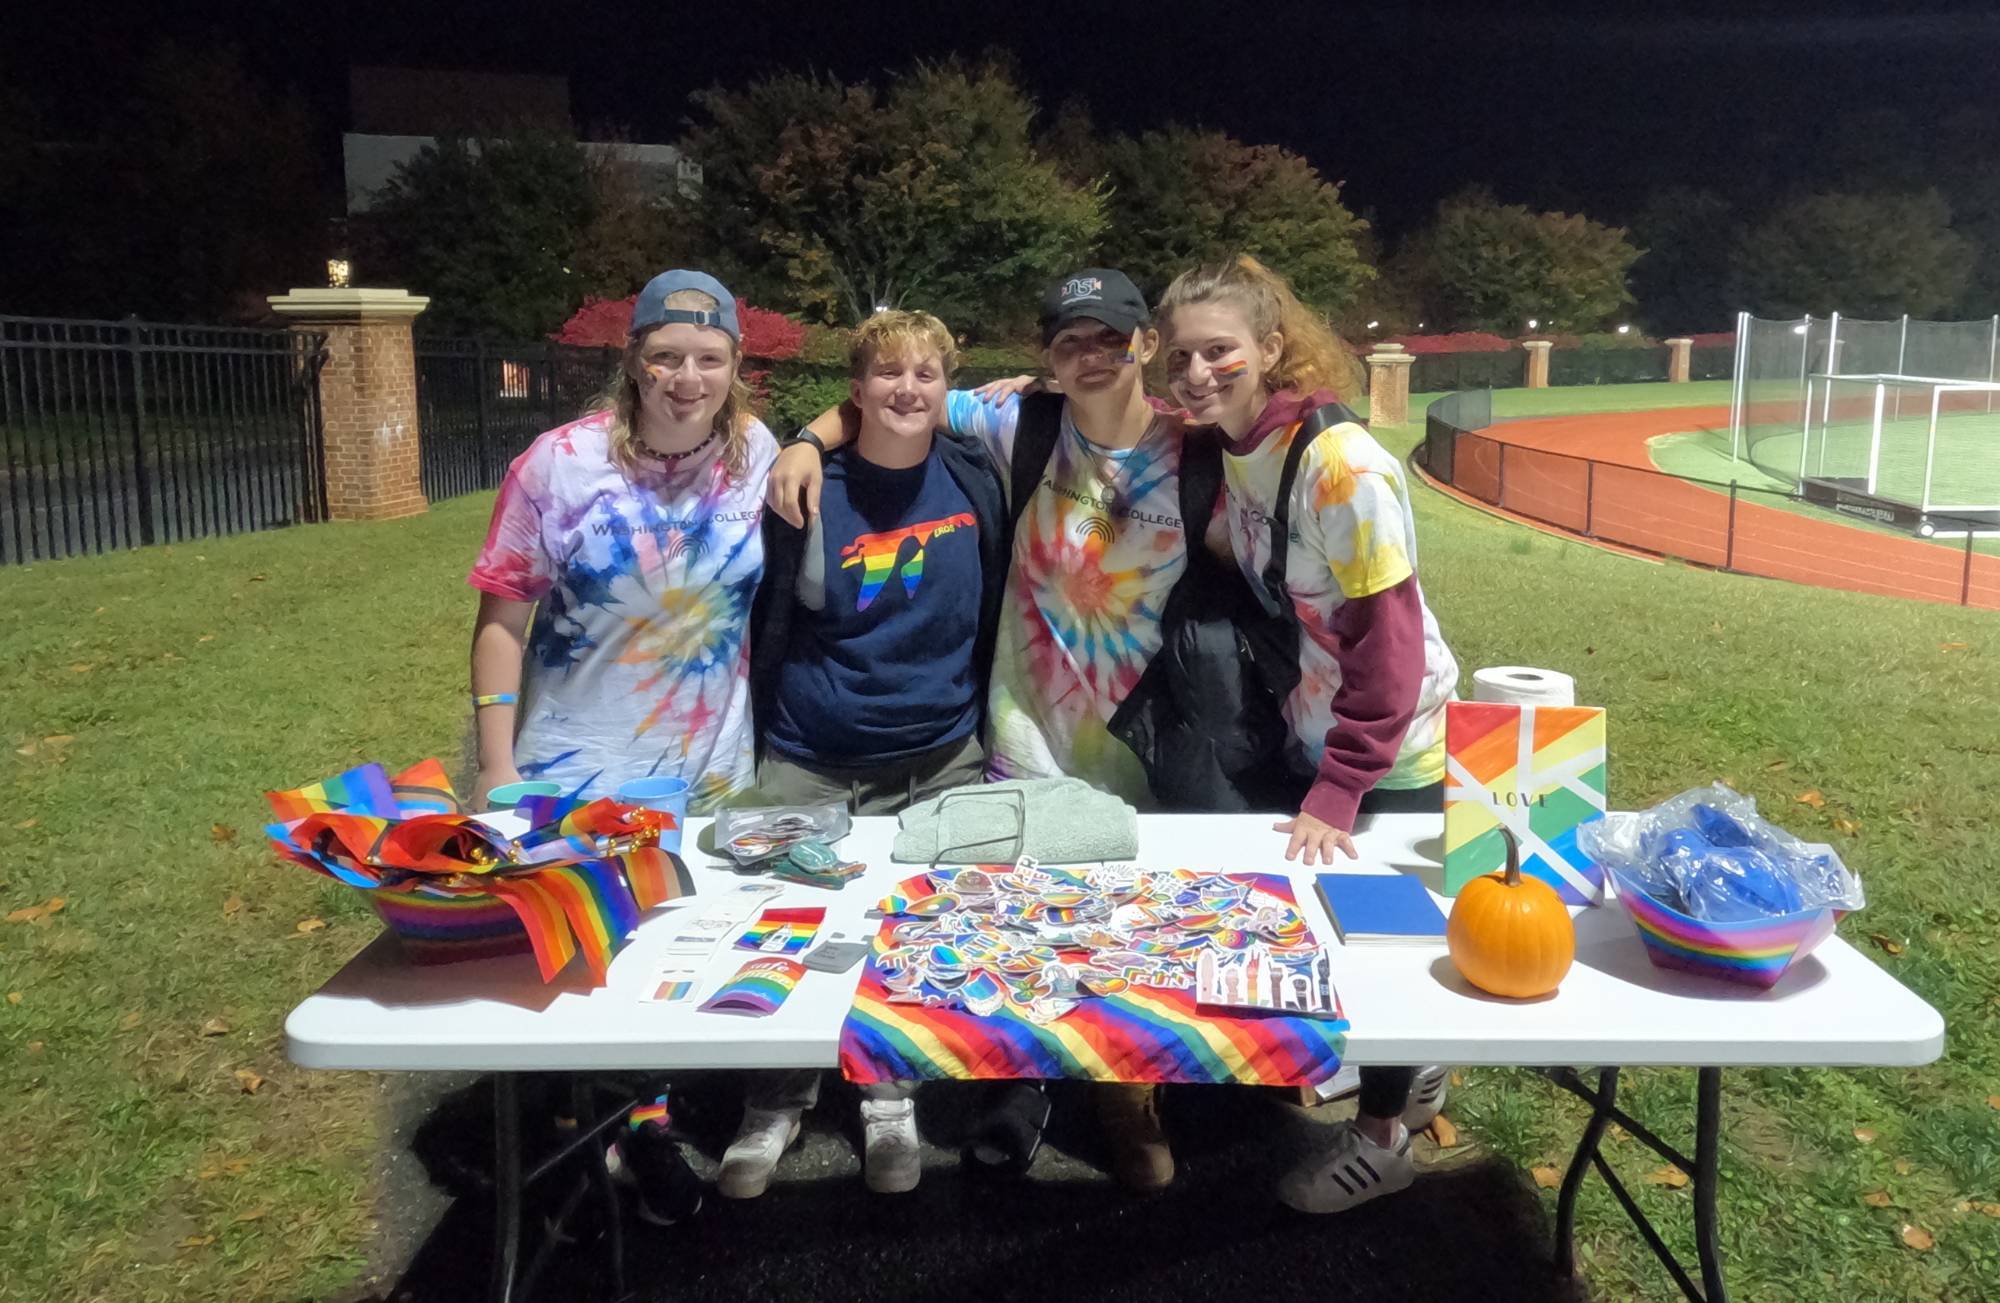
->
xmin=468 ymin=270 xmax=779 ymax=812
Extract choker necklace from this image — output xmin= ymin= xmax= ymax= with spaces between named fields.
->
xmin=643 ymin=428 xmax=718 ymax=462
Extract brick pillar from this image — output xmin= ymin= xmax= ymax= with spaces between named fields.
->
xmin=1666 ymin=337 xmax=1693 ymax=383
xmin=1522 ymin=339 xmax=1553 ymax=389
xmin=266 ymin=288 xmax=431 ymax=521
xmin=1366 ymin=344 xmax=1416 ymax=426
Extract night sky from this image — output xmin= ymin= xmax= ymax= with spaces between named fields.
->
xmin=9 ymin=0 xmax=2000 ymax=235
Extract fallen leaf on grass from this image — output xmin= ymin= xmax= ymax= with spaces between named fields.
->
xmin=6 ymin=907 xmax=45 ymax=924
xmin=197 ymin=634 xmax=215 ymax=643
xmin=222 ymin=895 xmax=242 ymax=919
xmin=248 ymin=574 xmax=268 ymax=582
xmin=1854 ymin=1127 xmax=1879 ymax=1144
xmin=41 ymin=735 xmax=74 ymax=747
xmin=232 ymin=1207 xmax=267 ymax=1223
xmin=1893 ymin=1158 xmax=1913 ymax=1176
xmin=294 ymin=918 xmax=325 ymax=935
xmin=5 ymin=991 xmax=21 ymax=1005
xmin=1609 ymin=1123 xmax=1631 ymax=1143
xmin=1449 ymin=1071 xmax=1464 ymax=1088
xmin=1531 ymin=1165 xmax=1562 ymax=1189
xmin=181 ymin=1235 xmax=215 ymax=1249
xmin=1643 ymin=1166 xmax=1690 ymax=1188
xmin=1796 ymin=790 xmax=1827 ymax=810
xmin=13 ymin=818 xmax=36 ymax=830
xmin=1868 ymin=934 xmax=1906 ymax=956
xmin=1863 ymin=1190 xmax=1894 ymax=1208
xmin=13 ymin=743 xmax=36 ymax=758
xmin=1426 ymin=1115 xmax=1460 ymax=1148
xmin=118 ymin=1011 xmax=142 ymax=1031
xmin=232 ymin=1068 xmax=264 ymax=1095
xmin=1940 ymin=641 xmax=1968 ymax=652
xmin=1986 ymin=1095 xmax=2000 ymax=1111
xmin=200 ymin=1017 xmax=230 ymax=1037
xmin=209 ymin=824 xmax=237 ymax=844
xmin=69 ymin=662 xmax=93 ymax=674
xmin=25 ymin=1041 xmax=42 ymax=1055
xmin=1900 ymin=1224 xmax=1934 ymax=1251
xmin=1833 ymin=817 xmax=1861 ymax=836
xmin=42 ymin=897 xmax=63 ymax=915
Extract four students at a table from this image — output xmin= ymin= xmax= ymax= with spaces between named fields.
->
xmin=467 ymin=259 xmax=1462 ymax=1215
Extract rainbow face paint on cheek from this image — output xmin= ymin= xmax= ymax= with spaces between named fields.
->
xmin=1213 ymin=359 xmax=1250 ymax=380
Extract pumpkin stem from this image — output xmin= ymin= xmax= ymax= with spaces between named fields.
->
xmin=1500 ymin=827 xmax=1521 ymax=888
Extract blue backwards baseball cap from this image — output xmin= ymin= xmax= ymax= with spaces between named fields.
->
xmin=630 ymin=270 xmax=740 ymax=342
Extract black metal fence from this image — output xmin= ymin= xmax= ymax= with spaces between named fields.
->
xmin=0 ymin=316 xmax=327 ymax=565
xmin=1409 ymin=344 xmax=1738 ymax=394
xmin=415 ymin=338 xmax=621 ymax=500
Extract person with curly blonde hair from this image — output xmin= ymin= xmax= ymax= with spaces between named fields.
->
xmin=468 ymin=270 xmax=777 ymax=811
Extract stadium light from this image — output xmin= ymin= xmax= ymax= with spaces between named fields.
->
xmin=1616 ymin=324 xmax=1631 ymax=335
xmin=1417 ymin=321 xmax=1425 ymax=329
xmin=1528 ymin=318 xmax=1539 ymax=330
xmin=1367 ymin=320 xmax=1380 ymax=330
xmin=1792 ymin=324 xmax=1808 ymax=335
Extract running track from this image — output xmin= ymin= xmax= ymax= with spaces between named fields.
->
xmin=1430 ymin=403 xmax=2000 ymax=610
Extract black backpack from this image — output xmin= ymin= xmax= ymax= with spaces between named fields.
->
xmin=1010 ymin=395 xmax=1353 ymax=811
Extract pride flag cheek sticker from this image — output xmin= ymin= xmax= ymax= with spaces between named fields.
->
xmin=1212 ymin=359 xmax=1250 ymax=380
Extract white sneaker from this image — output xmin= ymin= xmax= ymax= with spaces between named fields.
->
xmin=1401 ymin=1066 xmax=1450 ymax=1131
xmin=1277 ymin=1121 xmax=1416 ymax=1214
xmin=861 ymin=1097 xmax=921 ymax=1194
xmin=718 ymin=1106 xmax=801 ymax=1199
xmin=1308 ymin=1065 xmax=1449 ymax=1132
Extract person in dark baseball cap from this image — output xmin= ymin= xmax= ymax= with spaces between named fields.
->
xmin=1039 ymin=267 xmax=1151 ymax=344
xmin=630 ymin=268 xmax=741 ymax=341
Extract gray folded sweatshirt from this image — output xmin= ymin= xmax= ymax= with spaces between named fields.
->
xmin=891 ymin=778 xmax=1139 ymax=864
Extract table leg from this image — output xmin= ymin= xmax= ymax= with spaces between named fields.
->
xmin=574 ymin=1078 xmax=629 ymax=1299
xmin=1694 ymin=1067 xmax=1727 ymax=1303
xmin=490 ymin=1073 xmax=523 ymax=1303
xmin=1553 ymin=1066 xmax=1618 ymax=1276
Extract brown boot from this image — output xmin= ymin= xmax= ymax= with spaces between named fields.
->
xmin=1095 ymin=1083 xmax=1174 ymax=1192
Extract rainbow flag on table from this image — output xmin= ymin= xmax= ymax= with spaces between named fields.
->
xmin=839 ymin=874 xmax=1346 ymax=1087
xmin=734 ymin=906 xmax=824 ymax=956
xmin=1444 ymin=702 xmax=1607 ymax=903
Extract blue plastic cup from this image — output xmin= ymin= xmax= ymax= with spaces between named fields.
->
xmin=616 ymin=776 xmax=690 ymax=853
xmin=486 ymin=780 xmax=562 ymax=808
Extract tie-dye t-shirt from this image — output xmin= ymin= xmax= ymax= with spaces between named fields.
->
xmin=468 ymin=413 xmax=779 ymax=811
xmin=942 ymin=390 xmax=1189 ymax=806
xmin=1221 ymin=414 xmax=1458 ymax=790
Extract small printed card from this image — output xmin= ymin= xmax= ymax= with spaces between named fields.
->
xmin=734 ymin=906 xmax=825 ymax=956
xmin=639 ymin=964 xmax=702 ymax=1005
xmin=698 ymin=957 xmax=807 ymax=1017
xmin=1444 ymin=701 xmax=1608 ymax=904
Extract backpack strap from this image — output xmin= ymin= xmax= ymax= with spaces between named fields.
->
xmin=1176 ymin=426 xmax=1225 ymax=547
xmin=1259 ymin=402 xmax=1361 ymax=608
xmin=1009 ymin=392 xmax=1066 ymax=526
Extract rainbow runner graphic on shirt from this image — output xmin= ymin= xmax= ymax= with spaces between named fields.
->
xmin=839 ymin=512 xmax=976 ymax=610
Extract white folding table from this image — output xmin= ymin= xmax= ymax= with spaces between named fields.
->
xmin=287 ymin=812 xmax=1944 ymax=1303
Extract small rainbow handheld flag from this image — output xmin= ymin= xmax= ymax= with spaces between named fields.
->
xmin=734 ymin=906 xmax=824 ymax=956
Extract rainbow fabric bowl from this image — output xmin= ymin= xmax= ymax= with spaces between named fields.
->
xmin=368 ymin=887 xmax=534 ymax=966
xmin=1609 ymin=870 xmax=1840 ymax=990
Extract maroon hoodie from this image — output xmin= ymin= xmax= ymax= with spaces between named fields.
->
xmin=1235 ymin=390 xmax=1426 ymax=831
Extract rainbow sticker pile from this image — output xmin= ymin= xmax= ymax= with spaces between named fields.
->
xmin=700 ymin=957 xmax=806 ymax=1017
xmin=840 ymin=865 xmax=1347 ymax=1086
xmin=734 ymin=906 xmax=825 ymax=956
xmin=263 ymin=759 xmax=693 ymax=984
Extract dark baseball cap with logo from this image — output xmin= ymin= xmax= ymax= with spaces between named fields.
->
xmin=1039 ymin=268 xmax=1150 ymax=345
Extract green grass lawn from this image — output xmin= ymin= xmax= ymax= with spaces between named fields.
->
xmin=5 ymin=386 xmax=2000 ymax=1301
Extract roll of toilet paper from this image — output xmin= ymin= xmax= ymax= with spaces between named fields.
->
xmin=1471 ymin=665 xmax=1576 ymax=707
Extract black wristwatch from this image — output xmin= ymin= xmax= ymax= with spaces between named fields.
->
xmin=786 ymin=428 xmax=829 ymax=457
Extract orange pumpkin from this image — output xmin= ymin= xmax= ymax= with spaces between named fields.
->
xmin=1447 ymin=829 xmax=1575 ymax=999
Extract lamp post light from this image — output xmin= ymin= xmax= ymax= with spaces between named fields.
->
xmin=326 ymin=258 xmax=353 ymax=289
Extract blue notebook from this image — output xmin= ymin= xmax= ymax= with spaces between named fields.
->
xmin=1315 ymin=873 xmax=1449 ymax=945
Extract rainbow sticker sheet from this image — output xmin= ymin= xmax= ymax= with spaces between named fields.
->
xmin=839 ymin=865 xmax=1347 ymax=1086
xmin=263 ymin=759 xmax=693 ymax=984
xmin=734 ymin=906 xmax=825 ymax=955
xmin=699 ymin=957 xmax=806 ymax=1017
xmin=1444 ymin=702 xmax=1608 ymax=904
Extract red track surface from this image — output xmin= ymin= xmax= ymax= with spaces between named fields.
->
xmin=1452 ymin=404 xmax=2000 ymax=609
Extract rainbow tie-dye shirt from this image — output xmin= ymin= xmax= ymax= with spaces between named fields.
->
xmin=943 ymin=390 xmax=1190 ymax=806
xmin=1221 ymin=415 xmax=1458 ymax=790
xmin=469 ymin=413 xmax=779 ymax=811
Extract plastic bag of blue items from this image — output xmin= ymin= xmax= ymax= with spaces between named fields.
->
xmin=1580 ymin=783 xmax=1865 ymax=922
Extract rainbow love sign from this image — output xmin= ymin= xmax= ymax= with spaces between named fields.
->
xmin=1443 ymin=701 xmax=1607 ymax=903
